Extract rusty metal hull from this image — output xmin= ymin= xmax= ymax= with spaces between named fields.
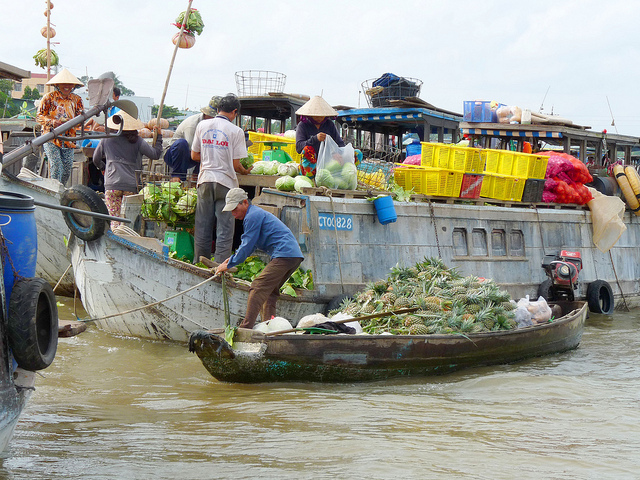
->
xmin=190 ymin=302 xmax=587 ymax=383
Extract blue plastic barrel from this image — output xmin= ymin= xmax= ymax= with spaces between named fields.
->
xmin=373 ymin=195 xmax=397 ymax=225
xmin=0 ymin=192 xmax=38 ymax=310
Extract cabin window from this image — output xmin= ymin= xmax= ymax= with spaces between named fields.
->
xmin=510 ymin=230 xmax=525 ymax=257
xmin=471 ymin=229 xmax=488 ymax=256
xmin=491 ymin=229 xmax=507 ymax=256
xmin=453 ymin=228 xmax=468 ymax=256
xmin=37 ymin=84 xmax=44 ymax=93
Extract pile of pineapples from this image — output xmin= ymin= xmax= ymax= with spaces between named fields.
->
xmin=332 ymin=257 xmax=517 ymax=335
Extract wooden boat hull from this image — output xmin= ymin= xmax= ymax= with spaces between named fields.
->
xmin=0 ymin=173 xmax=74 ymax=296
xmin=70 ymin=231 xmax=330 ymax=342
xmin=189 ymin=301 xmax=587 ymax=383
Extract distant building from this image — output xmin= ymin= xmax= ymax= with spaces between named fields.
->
xmin=10 ymin=73 xmax=47 ymax=99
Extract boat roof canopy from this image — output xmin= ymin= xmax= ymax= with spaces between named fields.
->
xmin=0 ymin=61 xmax=30 ymax=81
xmin=337 ymin=107 xmax=462 ymax=143
xmin=238 ymin=95 xmax=308 ymax=134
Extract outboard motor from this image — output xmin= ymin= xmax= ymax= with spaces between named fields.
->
xmin=539 ymin=250 xmax=582 ymax=301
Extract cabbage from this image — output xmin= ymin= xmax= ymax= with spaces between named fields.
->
xmin=315 ymin=168 xmax=335 ymax=188
xmin=275 ymin=175 xmax=296 ymax=191
xmin=263 ymin=161 xmax=280 ymax=176
xmin=326 ymin=159 xmax=343 ymax=174
xmin=140 ymin=183 xmax=161 ymax=201
xmin=160 ymin=203 xmax=179 ymax=223
xmin=251 ymin=161 xmax=266 ymax=175
xmin=341 ymin=162 xmax=358 ymax=190
xmin=173 ymin=189 xmax=197 ymax=216
xmin=278 ymin=162 xmax=299 ymax=177
xmin=161 ymin=181 xmax=183 ymax=199
xmin=294 ymin=176 xmax=314 ymax=192
xmin=240 ymin=153 xmax=254 ymax=169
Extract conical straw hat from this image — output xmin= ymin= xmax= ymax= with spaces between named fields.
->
xmin=46 ymin=68 xmax=84 ymax=87
xmin=295 ymin=96 xmax=338 ymax=117
xmin=107 ymin=110 xmax=145 ymax=131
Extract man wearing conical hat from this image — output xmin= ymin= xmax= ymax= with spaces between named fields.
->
xmin=294 ymin=96 xmax=345 ymax=178
xmin=36 ymin=68 xmax=85 ymax=185
xmin=93 ymin=110 xmax=163 ymax=230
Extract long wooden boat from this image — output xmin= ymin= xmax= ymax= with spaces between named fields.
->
xmin=69 ymin=230 xmax=330 ymax=342
xmin=188 ymin=301 xmax=587 ymax=383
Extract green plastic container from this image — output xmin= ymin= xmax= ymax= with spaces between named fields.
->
xmin=164 ymin=230 xmax=194 ymax=262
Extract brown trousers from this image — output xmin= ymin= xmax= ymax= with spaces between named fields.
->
xmin=239 ymin=257 xmax=303 ymax=328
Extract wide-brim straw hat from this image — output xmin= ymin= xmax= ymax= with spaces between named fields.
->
xmin=295 ymin=96 xmax=338 ymax=117
xmin=46 ymin=68 xmax=84 ymax=87
xmin=107 ymin=110 xmax=145 ymax=131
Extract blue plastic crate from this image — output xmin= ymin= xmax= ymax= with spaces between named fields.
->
xmin=463 ymin=101 xmax=500 ymax=123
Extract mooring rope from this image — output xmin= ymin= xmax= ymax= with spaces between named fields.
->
xmin=78 ymin=274 xmax=216 ymax=324
xmin=608 ymin=249 xmax=629 ymax=311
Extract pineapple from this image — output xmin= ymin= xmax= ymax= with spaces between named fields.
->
xmin=393 ymin=297 xmax=413 ymax=309
xmin=409 ymin=324 xmax=429 ymax=335
xmin=403 ymin=315 xmax=423 ymax=327
xmin=379 ymin=292 xmax=397 ymax=306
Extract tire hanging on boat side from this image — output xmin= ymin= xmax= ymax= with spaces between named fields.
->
xmin=586 ymin=279 xmax=614 ymax=315
xmin=7 ymin=277 xmax=58 ymax=371
xmin=60 ymin=184 xmax=109 ymax=241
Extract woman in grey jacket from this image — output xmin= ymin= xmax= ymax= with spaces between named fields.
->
xmin=93 ymin=111 xmax=162 ymax=229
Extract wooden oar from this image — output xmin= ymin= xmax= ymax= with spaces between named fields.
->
xmin=153 ymin=0 xmax=194 ymax=144
xmin=264 ymin=307 xmax=419 ymax=336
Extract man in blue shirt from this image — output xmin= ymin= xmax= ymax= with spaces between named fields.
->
xmin=215 ymin=188 xmax=304 ymax=328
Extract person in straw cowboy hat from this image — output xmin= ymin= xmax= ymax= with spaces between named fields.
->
xmin=93 ymin=111 xmax=163 ymax=230
xmin=295 ymin=95 xmax=346 ymax=178
xmin=36 ymin=68 xmax=85 ymax=185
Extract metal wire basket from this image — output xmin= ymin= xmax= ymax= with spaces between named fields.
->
xmin=361 ymin=75 xmax=423 ymax=108
xmin=235 ymin=70 xmax=287 ymax=97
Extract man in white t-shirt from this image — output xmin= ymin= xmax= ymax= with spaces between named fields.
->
xmin=191 ymin=94 xmax=252 ymax=263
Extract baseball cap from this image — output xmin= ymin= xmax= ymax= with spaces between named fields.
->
xmin=222 ymin=188 xmax=248 ymax=212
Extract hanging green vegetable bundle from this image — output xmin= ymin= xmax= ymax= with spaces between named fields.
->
xmin=173 ymin=9 xmax=205 ymax=35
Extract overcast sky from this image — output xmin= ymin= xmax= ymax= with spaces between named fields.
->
xmin=3 ymin=0 xmax=639 ymax=135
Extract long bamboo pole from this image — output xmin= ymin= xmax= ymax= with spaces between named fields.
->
xmin=153 ymin=0 xmax=193 ymax=143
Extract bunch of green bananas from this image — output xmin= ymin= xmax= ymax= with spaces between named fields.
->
xmin=175 ymin=9 xmax=204 ymax=35
xmin=33 ymin=49 xmax=59 ymax=68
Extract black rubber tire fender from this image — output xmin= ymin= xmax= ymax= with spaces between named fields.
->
xmin=537 ymin=279 xmax=555 ymax=301
xmin=325 ymin=294 xmax=352 ymax=315
xmin=586 ymin=280 xmax=615 ymax=315
xmin=7 ymin=277 xmax=59 ymax=371
xmin=60 ymin=184 xmax=109 ymax=241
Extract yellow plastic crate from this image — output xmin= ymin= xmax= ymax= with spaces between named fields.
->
xmin=451 ymin=146 xmax=483 ymax=173
xmin=530 ymin=154 xmax=550 ymax=179
xmin=480 ymin=173 xmax=525 ymax=201
xmin=247 ymin=132 xmax=301 ymax=162
xmin=482 ymin=149 xmax=515 ymax=175
xmin=393 ymin=168 xmax=411 ymax=189
xmin=422 ymin=168 xmax=464 ymax=197
xmin=420 ymin=142 xmax=451 ymax=168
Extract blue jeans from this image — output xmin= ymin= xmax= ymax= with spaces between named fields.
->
xmin=194 ymin=182 xmax=234 ymax=263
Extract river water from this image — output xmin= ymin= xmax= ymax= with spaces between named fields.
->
xmin=1 ymin=300 xmax=639 ymax=479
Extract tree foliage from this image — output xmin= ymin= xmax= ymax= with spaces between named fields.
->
xmin=152 ymin=104 xmax=181 ymax=119
xmin=22 ymin=86 xmax=41 ymax=100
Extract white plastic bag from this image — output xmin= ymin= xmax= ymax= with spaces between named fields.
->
xmin=516 ymin=295 xmax=552 ymax=325
xmin=315 ymin=135 xmax=357 ymax=190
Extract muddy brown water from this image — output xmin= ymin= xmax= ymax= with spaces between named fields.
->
xmin=1 ymin=300 xmax=639 ymax=479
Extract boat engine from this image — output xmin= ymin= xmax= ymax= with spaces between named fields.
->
xmin=539 ymin=250 xmax=582 ymax=301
